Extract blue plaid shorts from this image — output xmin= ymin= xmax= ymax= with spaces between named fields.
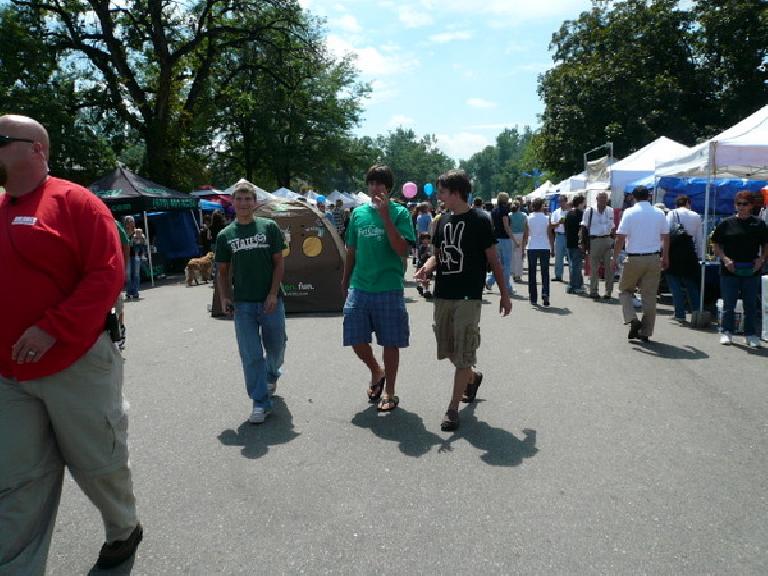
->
xmin=343 ymin=288 xmax=410 ymax=348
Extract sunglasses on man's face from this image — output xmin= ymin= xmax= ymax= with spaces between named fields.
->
xmin=0 ymin=134 xmax=35 ymax=148
xmin=735 ymin=202 xmax=751 ymax=207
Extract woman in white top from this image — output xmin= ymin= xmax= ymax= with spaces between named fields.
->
xmin=523 ymin=198 xmax=555 ymax=306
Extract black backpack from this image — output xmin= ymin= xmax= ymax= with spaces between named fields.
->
xmin=668 ymin=211 xmax=699 ymax=278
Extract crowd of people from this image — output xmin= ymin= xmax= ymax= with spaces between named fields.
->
xmin=1 ymin=112 xmax=766 ymax=575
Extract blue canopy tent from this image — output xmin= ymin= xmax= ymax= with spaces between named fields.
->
xmin=657 ymin=177 xmax=767 ymax=215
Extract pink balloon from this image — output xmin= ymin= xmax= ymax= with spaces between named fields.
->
xmin=403 ymin=181 xmax=418 ymax=198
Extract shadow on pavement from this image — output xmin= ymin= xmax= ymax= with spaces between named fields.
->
xmin=351 ymin=401 xmax=539 ymax=467
xmin=535 ymin=305 xmax=571 ymax=316
xmin=217 ymin=397 xmax=300 ymax=459
xmin=633 ymin=341 xmax=709 ymax=359
xmin=87 ymin=556 xmax=136 ymax=575
xmin=442 ymin=402 xmax=538 ymax=467
xmin=351 ymin=405 xmax=449 ymax=457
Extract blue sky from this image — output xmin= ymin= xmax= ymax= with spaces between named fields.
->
xmin=299 ymin=0 xmax=593 ymax=162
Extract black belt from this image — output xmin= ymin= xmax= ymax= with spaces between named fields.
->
xmin=590 ymin=235 xmax=610 ymax=239
xmin=627 ymin=251 xmax=660 ymax=256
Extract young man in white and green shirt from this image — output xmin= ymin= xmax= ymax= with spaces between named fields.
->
xmin=216 ymin=179 xmax=286 ymax=424
xmin=342 ymin=165 xmax=416 ymax=411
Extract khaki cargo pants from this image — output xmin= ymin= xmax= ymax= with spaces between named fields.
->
xmin=433 ymin=299 xmax=482 ymax=368
xmin=0 ymin=333 xmax=138 ymax=576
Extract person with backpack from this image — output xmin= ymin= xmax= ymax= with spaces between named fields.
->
xmin=665 ymin=195 xmax=703 ymax=323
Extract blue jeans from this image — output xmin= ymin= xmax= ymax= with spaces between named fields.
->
xmin=127 ymin=257 xmax=141 ymax=297
xmin=567 ymin=247 xmax=584 ymax=290
xmin=665 ymin=273 xmax=701 ymax=319
xmin=720 ymin=274 xmax=760 ymax=336
xmin=234 ymin=299 xmax=287 ymax=409
xmin=527 ymin=249 xmax=550 ymax=304
xmin=554 ymin=233 xmax=567 ymax=279
xmin=486 ymin=238 xmax=512 ymax=292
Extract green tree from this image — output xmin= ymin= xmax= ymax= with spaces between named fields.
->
xmin=210 ymin=14 xmax=369 ymax=191
xmin=375 ymin=128 xmax=454 ymax=200
xmin=536 ymin=0 xmax=706 ymax=179
xmin=0 ymin=6 xmax=116 ymax=184
xmin=693 ymin=0 xmax=768 ymax=132
xmin=10 ymin=0 xmax=309 ymax=189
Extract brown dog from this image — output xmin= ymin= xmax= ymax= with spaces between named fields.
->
xmin=185 ymin=252 xmax=214 ymax=286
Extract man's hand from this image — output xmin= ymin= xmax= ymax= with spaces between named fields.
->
xmin=264 ymin=293 xmax=278 ymax=315
xmin=499 ymin=294 xmax=512 ymax=317
xmin=222 ymin=297 xmax=234 ymax=318
xmin=414 ymin=265 xmax=430 ymax=282
xmin=753 ymin=257 xmax=763 ymax=273
xmin=372 ymin=190 xmax=391 ymax=219
xmin=661 ymin=254 xmax=669 ymax=271
xmin=12 ymin=326 xmax=56 ymax=364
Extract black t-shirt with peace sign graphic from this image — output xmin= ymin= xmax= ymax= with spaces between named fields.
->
xmin=432 ymin=208 xmax=496 ymax=300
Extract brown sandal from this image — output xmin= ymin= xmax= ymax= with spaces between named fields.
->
xmin=377 ymin=394 xmax=399 ymax=412
xmin=461 ymin=371 xmax=483 ymax=403
xmin=367 ymin=376 xmax=385 ymax=403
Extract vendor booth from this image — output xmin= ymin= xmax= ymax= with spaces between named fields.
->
xmin=89 ymin=166 xmax=200 ymax=284
xmin=655 ymin=104 xmax=768 ymax=320
xmin=255 ymin=199 xmax=346 ymax=314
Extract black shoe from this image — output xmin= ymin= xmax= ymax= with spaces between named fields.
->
xmin=462 ymin=371 xmax=483 ymax=403
xmin=627 ymin=319 xmax=642 ymax=340
xmin=602 ymin=294 xmax=612 ymax=300
xmin=424 ymin=291 xmax=433 ymax=299
xmin=417 ymin=285 xmax=424 ymax=295
xmin=543 ymin=299 xmax=550 ymax=307
xmin=441 ymin=408 xmax=459 ymax=431
xmin=554 ymin=277 xmax=563 ymax=282
xmin=590 ymin=293 xmax=600 ymax=300
xmin=96 ymin=524 xmax=143 ymax=569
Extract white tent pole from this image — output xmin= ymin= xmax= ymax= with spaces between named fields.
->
xmin=699 ymin=142 xmax=715 ymax=315
xmin=144 ymin=210 xmax=155 ymax=287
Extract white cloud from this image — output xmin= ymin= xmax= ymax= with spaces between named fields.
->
xmin=398 ymin=5 xmax=434 ymax=28
xmin=366 ymin=79 xmax=399 ymax=105
xmin=325 ymin=34 xmax=418 ymax=76
xmin=389 ymin=114 xmax=415 ymax=127
xmin=467 ymin=98 xmax=497 ymax=109
xmin=429 ymin=31 xmax=472 ymax=44
xmin=332 ymin=14 xmax=362 ymax=34
xmin=435 ymin=0 xmax=592 ymax=21
xmin=435 ymin=132 xmax=492 ymax=161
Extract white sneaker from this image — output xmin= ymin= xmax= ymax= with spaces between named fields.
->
xmin=719 ymin=332 xmax=733 ymax=345
xmin=746 ymin=335 xmax=762 ymax=348
xmin=248 ymin=406 xmax=269 ymax=424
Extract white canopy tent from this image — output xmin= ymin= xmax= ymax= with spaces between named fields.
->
xmin=551 ymin=173 xmax=587 ymax=198
xmin=327 ymin=190 xmax=358 ymax=208
xmin=608 ymin=136 xmax=691 ymax=205
xmin=656 ymin=105 xmax=768 ymax=179
xmin=525 ymin=180 xmax=554 ymax=202
xmin=655 ymin=104 xmax=768 ymax=317
xmin=272 ymin=187 xmax=302 ymax=201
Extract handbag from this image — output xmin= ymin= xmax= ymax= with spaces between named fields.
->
xmin=579 ymin=208 xmax=593 ymax=253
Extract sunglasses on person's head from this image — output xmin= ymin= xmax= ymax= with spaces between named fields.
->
xmin=0 ymin=134 xmax=35 ymax=147
xmin=735 ymin=201 xmax=751 ymax=206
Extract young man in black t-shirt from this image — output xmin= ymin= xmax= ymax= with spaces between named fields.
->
xmin=564 ymin=195 xmax=585 ymax=293
xmin=415 ymin=170 xmax=511 ymax=431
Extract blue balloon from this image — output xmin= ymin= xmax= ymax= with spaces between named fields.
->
xmin=424 ymin=183 xmax=434 ymax=196
xmin=316 ymin=195 xmax=326 ymax=204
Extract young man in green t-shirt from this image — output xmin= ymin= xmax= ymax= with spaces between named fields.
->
xmin=342 ymin=165 xmax=416 ymax=411
xmin=216 ymin=180 xmax=286 ymax=424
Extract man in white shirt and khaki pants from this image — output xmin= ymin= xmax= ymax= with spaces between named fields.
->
xmin=582 ymin=191 xmax=615 ymax=299
xmin=613 ymin=187 xmax=669 ymax=342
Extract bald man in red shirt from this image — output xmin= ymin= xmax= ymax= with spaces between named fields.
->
xmin=0 ymin=115 xmax=141 ymax=573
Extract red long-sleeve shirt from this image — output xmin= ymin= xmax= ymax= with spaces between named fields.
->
xmin=0 ymin=177 xmax=123 ymax=381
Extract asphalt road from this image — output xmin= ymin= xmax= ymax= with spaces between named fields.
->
xmin=46 ymin=265 xmax=768 ymax=575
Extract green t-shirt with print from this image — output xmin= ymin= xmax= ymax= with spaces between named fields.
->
xmin=215 ymin=218 xmax=286 ymax=303
xmin=345 ymin=202 xmax=416 ymax=292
